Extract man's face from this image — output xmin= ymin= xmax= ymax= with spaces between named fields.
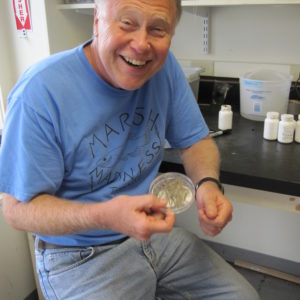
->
xmin=91 ymin=0 xmax=176 ymax=90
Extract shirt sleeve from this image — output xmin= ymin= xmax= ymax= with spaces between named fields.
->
xmin=0 ymin=98 xmax=65 ymax=202
xmin=165 ymin=54 xmax=209 ymax=148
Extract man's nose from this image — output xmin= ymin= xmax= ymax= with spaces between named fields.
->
xmin=131 ymin=28 xmax=151 ymax=53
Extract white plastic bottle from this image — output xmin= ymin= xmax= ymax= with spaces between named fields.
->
xmin=277 ymin=114 xmax=295 ymax=144
xmin=295 ymin=114 xmax=300 ymax=143
xmin=263 ymin=112 xmax=279 ymax=140
xmin=218 ymin=105 xmax=233 ymax=130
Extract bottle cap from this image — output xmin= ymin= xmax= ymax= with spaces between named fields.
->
xmin=221 ymin=105 xmax=232 ymax=111
xmin=281 ymin=114 xmax=294 ymax=122
xmin=266 ymin=111 xmax=279 ymax=119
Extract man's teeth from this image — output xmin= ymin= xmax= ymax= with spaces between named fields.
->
xmin=124 ymin=56 xmax=146 ymax=66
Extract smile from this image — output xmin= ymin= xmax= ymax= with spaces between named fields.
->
xmin=121 ymin=56 xmax=150 ymax=68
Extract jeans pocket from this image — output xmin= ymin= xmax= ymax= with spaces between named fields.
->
xmin=44 ymin=247 xmax=95 ymax=276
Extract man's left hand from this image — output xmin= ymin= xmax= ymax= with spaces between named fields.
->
xmin=195 ymin=181 xmax=233 ymax=236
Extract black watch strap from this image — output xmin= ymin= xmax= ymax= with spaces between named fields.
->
xmin=195 ymin=177 xmax=224 ymax=194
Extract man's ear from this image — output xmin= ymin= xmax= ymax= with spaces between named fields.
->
xmin=93 ymin=6 xmax=99 ymax=37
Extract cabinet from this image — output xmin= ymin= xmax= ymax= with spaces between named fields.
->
xmin=175 ymin=184 xmax=300 ymax=276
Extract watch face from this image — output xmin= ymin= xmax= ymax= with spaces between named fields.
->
xmin=149 ymin=172 xmax=195 ymax=214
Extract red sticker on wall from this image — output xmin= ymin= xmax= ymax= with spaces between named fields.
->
xmin=13 ymin=0 xmax=32 ymax=30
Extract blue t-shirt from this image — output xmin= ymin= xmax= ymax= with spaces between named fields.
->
xmin=0 ymin=41 xmax=209 ymax=246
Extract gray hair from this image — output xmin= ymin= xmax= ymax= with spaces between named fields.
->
xmin=175 ymin=0 xmax=182 ymax=23
xmin=95 ymin=0 xmax=182 ymax=24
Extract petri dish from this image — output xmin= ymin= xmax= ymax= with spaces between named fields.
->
xmin=149 ymin=172 xmax=195 ymax=214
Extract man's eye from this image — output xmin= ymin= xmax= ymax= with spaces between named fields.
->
xmin=151 ymin=27 xmax=166 ymax=37
xmin=121 ymin=19 xmax=133 ymax=27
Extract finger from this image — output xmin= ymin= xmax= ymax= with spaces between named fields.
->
xmin=199 ymin=203 xmax=232 ymax=227
xmin=199 ymin=207 xmax=233 ymax=235
xmin=199 ymin=219 xmax=222 ymax=237
xmin=147 ymin=210 xmax=175 ymax=233
xmin=147 ymin=211 xmax=165 ymax=221
xmin=164 ymin=209 xmax=175 ymax=222
xmin=150 ymin=198 xmax=168 ymax=212
xmin=132 ymin=210 xmax=175 ymax=241
xmin=136 ymin=194 xmax=167 ymax=212
xmin=202 ymin=196 xmax=218 ymax=219
xmin=198 ymin=208 xmax=220 ymax=225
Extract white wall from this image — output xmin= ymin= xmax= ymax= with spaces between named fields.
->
xmin=0 ymin=0 xmax=50 ymax=109
xmin=8 ymin=0 xmax=50 ymax=77
xmin=171 ymin=5 xmax=300 ymax=79
xmin=45 ymin=0 xmax=94 ymax=54
xmin=0 ymin=0 xmax=15 ymax=107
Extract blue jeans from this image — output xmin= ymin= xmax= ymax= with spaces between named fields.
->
xmin=35 ymin=228 xmax=259 ymax=300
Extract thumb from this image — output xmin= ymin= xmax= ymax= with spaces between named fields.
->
xmin=203 ymin=197 xmax=218 ymax=219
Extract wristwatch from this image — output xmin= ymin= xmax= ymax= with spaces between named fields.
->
xmin=195 ymin=177 xmax=224 ymax=194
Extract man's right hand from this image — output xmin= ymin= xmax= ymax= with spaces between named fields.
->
xmin=101 ymin=195 xmax=175 ymax=241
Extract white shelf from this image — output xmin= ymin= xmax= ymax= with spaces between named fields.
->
xmin=57 ymin=3 xmax=94 ymax=10
xmin=57 ymin=0 xmax=300 ymax=11
xmin=182 ymin=0 xmax=300 ymax=5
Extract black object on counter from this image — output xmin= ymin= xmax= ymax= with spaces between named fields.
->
xmin=209 ymin=129 xmax=231 ymax=138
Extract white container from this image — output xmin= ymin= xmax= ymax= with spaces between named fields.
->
xmin=263 ymin=111 xmax=279 ymax=141
xmin=278 ymin=114 xmax=295 ymax=144
xmin=295 ymin=114 xmax=300 ymax=143
xmin=218 ymin=105 xmax=233 ymax=130
xmin=240 ymin=70 xmax=292 ymax=121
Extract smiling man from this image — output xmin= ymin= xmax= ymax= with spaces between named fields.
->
xmin=0 ymin=1 xmax=259 ymax=299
